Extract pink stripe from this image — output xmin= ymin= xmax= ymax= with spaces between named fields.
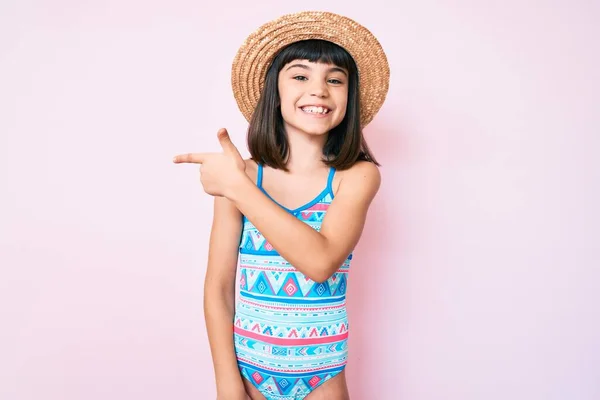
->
xmin=304 ymin=203 xmax=329 ymax=211
xmin=234 ymin=326 xmax=348 ymax=345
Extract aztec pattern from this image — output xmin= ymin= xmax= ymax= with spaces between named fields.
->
xmin=234 ymin=165 xmax=352 ymax=400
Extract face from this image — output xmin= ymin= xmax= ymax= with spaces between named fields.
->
xmin=277 ymin=59 xmax=349 ymax=138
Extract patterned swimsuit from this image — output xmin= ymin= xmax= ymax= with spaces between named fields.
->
xmin=234 ymin=164 xmax=352 ymax=400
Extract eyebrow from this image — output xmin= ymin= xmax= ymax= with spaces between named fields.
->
xmin=285 ymin=63 xmax=348 ymax=76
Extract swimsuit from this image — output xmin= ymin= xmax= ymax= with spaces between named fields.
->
xmin=234 ymin=164 xmax=352 ymax=400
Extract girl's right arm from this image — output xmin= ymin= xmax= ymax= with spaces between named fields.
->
xmin=204 ymin=195 xmax=246 ymax=399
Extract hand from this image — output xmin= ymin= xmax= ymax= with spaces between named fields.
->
xmin=173 ymin=128 xmax=248 ymax=198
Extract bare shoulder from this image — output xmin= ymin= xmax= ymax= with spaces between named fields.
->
xmin=335 ymin=161 xmax=381 ymax=198
xmin=345 ymin=160 xmax=380 ymax=181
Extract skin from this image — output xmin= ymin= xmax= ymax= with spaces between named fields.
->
xmin=174 ymin=60 xmax=381 ymax=400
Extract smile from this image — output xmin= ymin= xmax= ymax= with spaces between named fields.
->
xmin=300 ymin=106 xmax=331 ymax=115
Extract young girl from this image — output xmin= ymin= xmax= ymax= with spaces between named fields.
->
xmin=174 ymin=11 xmax=389 ymax=400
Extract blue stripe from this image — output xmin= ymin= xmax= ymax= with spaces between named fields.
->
xmin=239 ymin=246 xmax=353 ymax=260
xmin=257 ymin=163 xmax=263 ymax=187
xmin=240 ymin=290 xmax=345 ymax=304
xmin=237 ymin=360 xmax=346 ymax=378
xmin=326 ymin=166 xmax=336 ymax=198
xmin=239 ymin=248 xmax=281 ymax=256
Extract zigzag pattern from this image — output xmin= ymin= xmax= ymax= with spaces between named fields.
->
xmin=240 ymin=270 xmax=347 ymax=298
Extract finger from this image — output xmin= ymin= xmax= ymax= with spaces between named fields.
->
xmin=172 ymin=153 xmax=208 ymax=164
xmin=217 ymin=128 xmax=242 ymax=157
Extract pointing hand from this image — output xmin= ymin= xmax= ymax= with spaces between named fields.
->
xmin=173 ymin=128 xmax=247 ymax=198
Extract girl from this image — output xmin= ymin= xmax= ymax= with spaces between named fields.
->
xmin=174 ymin=11 xmax=390 ymax=400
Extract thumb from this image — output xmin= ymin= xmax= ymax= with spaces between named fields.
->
xmin=217 ymin=128 xmax=241 ymax=157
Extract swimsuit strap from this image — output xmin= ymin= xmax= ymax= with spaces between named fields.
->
xmin=326 ymin=166 xmax=336 ymax=196
xmin=258 ymin=163 xmax=336 ymax=198
xmin=257 ymin=163 xmax=264 ymax=188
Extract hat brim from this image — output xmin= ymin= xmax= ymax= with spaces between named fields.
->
xmin=231 ymin=11 xmax=390 ymax=128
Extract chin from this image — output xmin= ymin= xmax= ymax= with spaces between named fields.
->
xmin=304 ymin=125 xmax=332 ymax=135
xmin=291 ymin=118 xmax=344 ymax=136
xmin=292 ymin=123 xmax=332 ymax=136
xmin=282 ymin=111 xmax=343 ymax=137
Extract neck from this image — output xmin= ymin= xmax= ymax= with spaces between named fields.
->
xmin=284 ymin=127 xmax=328 ymax=174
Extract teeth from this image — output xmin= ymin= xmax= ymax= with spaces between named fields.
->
xmin=301 ymin=106 xmax=330 ymax=114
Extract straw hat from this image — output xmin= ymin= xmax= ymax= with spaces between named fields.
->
xmin=231 ymin=11 xmax=390 ymax=128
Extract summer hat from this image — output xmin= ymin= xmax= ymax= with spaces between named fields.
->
xmin=231 ymin=11 xmax=390 ymax=128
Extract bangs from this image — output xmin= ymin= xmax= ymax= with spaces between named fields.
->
xmin=273 ymin=39 xmax=356 ymax=72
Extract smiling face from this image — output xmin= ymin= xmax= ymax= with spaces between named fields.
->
xmin=246 ymin=39 xmax=367 ymax=170
xmin=277 ymin=59 xmax=349 ymax=138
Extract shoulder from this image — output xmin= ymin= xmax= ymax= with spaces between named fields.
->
xmin=336 ymin=161 xmax=380 ymax=192
xmin=332 ymin=161 xmax=380 ymax=203
xmin=344 ymin=160 xmax=380 ymax=181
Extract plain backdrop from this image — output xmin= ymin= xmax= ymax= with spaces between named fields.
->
xmin=1 ymin=1 xmax=598 ymax=399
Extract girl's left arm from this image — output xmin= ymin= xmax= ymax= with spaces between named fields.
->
xmin=228 ymin=161 xmax=380 ymax=283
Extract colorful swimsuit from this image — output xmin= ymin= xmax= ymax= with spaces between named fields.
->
xmin=234 ymin=164 xmax=352 ymax=400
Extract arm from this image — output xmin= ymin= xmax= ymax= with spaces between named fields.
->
xmin=203 ymin=196 xmax=246 ymax=398
xmin=173 ymin=129 xmax=380 ymax=284
xmin=227 ymin=161 xmax=380 ymax=283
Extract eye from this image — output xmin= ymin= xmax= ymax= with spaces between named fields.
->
xmin=293 ymin=76 xmax=308 ymax=81
xmin=328 ymin=78 xmax=344 ymax=84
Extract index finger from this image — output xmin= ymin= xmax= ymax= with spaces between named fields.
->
xmin=172 ymin=153 xmax=208 ymax=164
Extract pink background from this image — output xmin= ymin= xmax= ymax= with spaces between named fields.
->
xmin=1 ymin=1 xmax=599 ymax=399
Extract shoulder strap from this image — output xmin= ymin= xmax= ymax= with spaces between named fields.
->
xmin=257 ymin=163 xmax=264 ymax=188
xmin=326 ymin=166 xmax=336 ymax=195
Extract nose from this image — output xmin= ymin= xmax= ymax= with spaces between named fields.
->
xmin=309 ymin=79 xmax=329 ymax=98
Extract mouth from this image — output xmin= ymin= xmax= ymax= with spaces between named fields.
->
xmin=300 ymin=105 xmax=332 ymax=115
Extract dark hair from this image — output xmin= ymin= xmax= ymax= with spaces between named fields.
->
xmin=247 ymin=39 xmax=379 ymax=171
